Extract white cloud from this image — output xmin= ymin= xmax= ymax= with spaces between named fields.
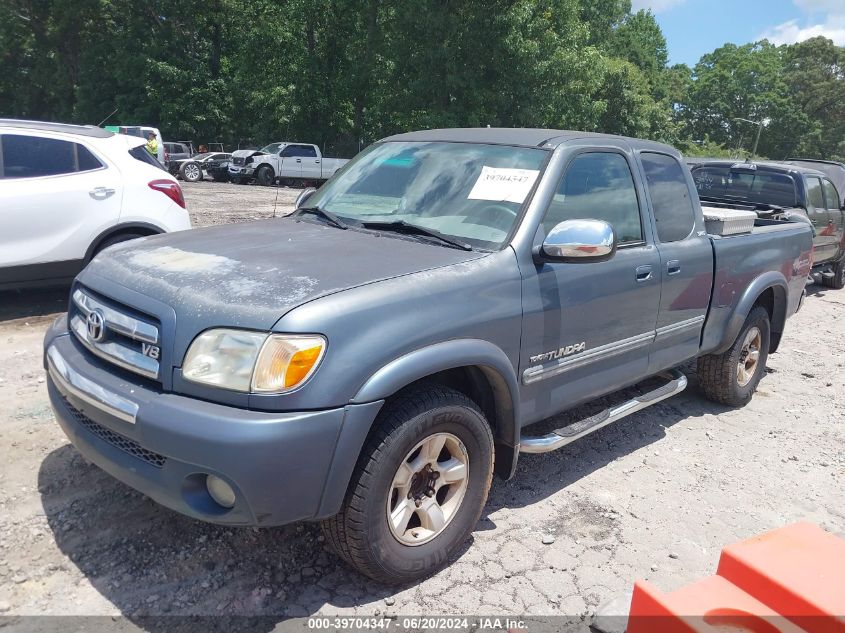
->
xmin=757 ymin=0 xmax=845 ymax=45
xmin=630 ymin=0 xmax=687 ymax=14
xmin=758 ymin=15 xmax=845 ymax=45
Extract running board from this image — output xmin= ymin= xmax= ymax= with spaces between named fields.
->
xmin=519 ymin=369 xmax=688 ymax=454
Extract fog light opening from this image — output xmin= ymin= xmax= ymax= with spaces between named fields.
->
xmin=206 ymin=474 xmax=236 ymax=509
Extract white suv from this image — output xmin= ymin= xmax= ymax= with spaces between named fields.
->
xmin=0 ymin=120 xmax=192 ymax=290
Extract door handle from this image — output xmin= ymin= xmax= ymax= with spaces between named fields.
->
xmin=315 ymin=160 xmax=320 ymax=164
xmin=636 ymin=265 xmax=653 ymax=282
xmin=89 ymin=187 xmax=115 ymax=200
xmin=667 ymin=260 xmax=681 ymax=275
xmin=296 ymin=159 xmax=302 ymax=163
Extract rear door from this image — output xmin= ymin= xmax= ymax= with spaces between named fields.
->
xmin=0 ymin=132 xmax=123 ymax=271
xmin=297 ymin=145 xmax=322 ymax=179
xmin=638 ymin=151 xmax=712 ymax=373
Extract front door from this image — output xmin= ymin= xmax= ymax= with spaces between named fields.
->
xmin=806 ymin=176 xmax=838 ymax=264
xmin=277 ymin=145 xmax=303 ymax=180
xmin=638 ymin=151 xmax=711 ymax=373
xmin=519 ymin=149 xmax=661 ymax=425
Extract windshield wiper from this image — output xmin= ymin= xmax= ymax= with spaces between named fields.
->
xmin=295 ymin=206 xmax=349 ymax=230
xmin=360 ymin=220 xmax=473 ymax=251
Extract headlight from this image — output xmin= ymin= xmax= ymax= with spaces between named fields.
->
xmin=182 ymin=329 xmax=325 ymax=393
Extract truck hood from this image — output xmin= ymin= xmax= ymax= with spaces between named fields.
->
xmin=231 ymin=149 xmax=265 ymax=158
xmin=79 ymin=218 xmax=486 ymax=332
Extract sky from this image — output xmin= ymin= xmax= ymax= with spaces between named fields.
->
xmin=631 ymin=0 xmax=845 ymax=66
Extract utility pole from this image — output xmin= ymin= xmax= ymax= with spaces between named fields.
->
xmin=734 ymin=117 xmax=771 ymax=158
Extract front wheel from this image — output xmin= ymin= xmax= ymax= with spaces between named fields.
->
xmin=697 ymin=305 xmax=771 ymax=407
xmin=822 ymin=257 xmax=845 ymax=290
xmin=256 ymin=165 xmax=275 ymax=186
xmin=321 ymin=385 xmax=494 ymax=584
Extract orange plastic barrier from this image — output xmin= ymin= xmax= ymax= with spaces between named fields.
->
xmin=627 ymin=522 xmax=845 ymax=633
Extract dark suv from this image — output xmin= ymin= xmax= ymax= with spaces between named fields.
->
xmin=691 ymin=160 xmax=845 ymax=288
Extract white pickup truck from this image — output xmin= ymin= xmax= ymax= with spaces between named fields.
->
xmin=228 ymin=142 xmax=349 ymax=186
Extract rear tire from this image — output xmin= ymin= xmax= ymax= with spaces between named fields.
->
xmin=180 ymin=161 xmax=203 ymax=182
xmin=321 ymin=385 xmax=494 ymax=584
xmin=697 ymin=305 xmax=771 ymax=407
xmin=93 ymin=232 xmax=147 ymax=256
xmin=822 ymin=257 xmax=845 ymax=290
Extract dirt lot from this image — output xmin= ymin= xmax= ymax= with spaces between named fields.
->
xmin=1 ymin=180 xmax=843 ymax=624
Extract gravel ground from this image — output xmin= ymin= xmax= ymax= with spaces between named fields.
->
xmin=0 ymin=181 xmax=843 ymax=624
xmin=183 ymin=179 xmax=300 ymax=226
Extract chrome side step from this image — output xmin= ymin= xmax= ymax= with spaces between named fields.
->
xmin=519 ymin=369 xmax=687 ymax=454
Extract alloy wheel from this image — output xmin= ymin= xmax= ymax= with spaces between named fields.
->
xmin=386 ymin=432 xmax=469 ymax=546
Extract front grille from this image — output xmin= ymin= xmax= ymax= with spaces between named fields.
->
xmin=63 ymin=397 xmax=166 ymax=468
xmin=70 ymin=288 xmax=161 ymax=381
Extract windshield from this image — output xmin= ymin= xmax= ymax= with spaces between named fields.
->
xmin=304 ymin=141 xmax=548 ymax=249
xmin=260 ymin=143 xmax=283 ymax=154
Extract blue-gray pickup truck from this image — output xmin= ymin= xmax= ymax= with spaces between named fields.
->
xmin=44 ymin=128 xmax=813 ymax=584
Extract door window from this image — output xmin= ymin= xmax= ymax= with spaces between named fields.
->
xmin=280 ymin=145 xmax=317 ymax=158
xmin=806 ymin=177 xmax=825 ymax=209
xmin=1 ymin=134 xmax=103 ymax=178
xmin=543 ymin=152 xmax=643 ymax=245
xmin=641 ymin=152 xmax=696 ymax=242
xmin=822 ymin=179 xmax=841 ymax=211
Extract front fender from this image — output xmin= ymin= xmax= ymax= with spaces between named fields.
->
xmin=352 ymin=338 xmax=521 ymax=449
xmin=706 ymin=271 xmax=789 ymax=355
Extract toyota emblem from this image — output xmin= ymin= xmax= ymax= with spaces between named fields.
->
xmin=86 ymin=310 xmax=106 ymax=342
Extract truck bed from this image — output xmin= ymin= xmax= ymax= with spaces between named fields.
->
xmin=700 ymin=218 xmax=814 ymax=354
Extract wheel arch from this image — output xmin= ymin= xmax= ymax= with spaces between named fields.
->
xmin=84 ymin=222 xmax=164 ymax=262
xmin=712 ymin=272 xmax=789 ymax=355
xmin=352 ymin=340 xmax=521 ymax=479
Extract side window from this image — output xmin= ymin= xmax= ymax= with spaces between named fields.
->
xmin=821 ymin=179 xmax=841 ymax=210
xmin=299 ymin=145 xmax=318 ymax=157
xmin=77 ymin=145 xmax=103 ymax=171
xmin=641 ymin=152 xmax=696 ymax=242
xmin=1 ymin=134 xmax=101 ymax=178
xmin=806 ymin=177 xmax=825 ymax=209
xmin=543 ymin=152 xmax=643 ymax=245
xmin=279 ymin=145 xmax=297 ymax=158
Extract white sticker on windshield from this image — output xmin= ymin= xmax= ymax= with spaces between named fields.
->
xmin=468 ymin=166 xmax=540 ymax=204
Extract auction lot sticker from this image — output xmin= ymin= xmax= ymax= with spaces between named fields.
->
xmin=468 ymin=166 xmax=540 ymax=204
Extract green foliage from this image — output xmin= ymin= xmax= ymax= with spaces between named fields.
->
xmin=0 ymin=0 xmax=842 ymax=162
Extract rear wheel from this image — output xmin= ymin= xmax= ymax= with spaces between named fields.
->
xmin=180 ymin=161 xmax=203 ymax=182
xmin=321 ymin=385 xmax=494 ymax=584
xmin=697 ymin=305 xmax=771 ymax=407
xmin=93 ymin=232 xmax=146 ymax=256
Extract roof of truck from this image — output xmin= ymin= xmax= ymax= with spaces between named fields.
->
xmin=381 ymin=128 xmax=679 ymax=154
xmin=690 ymin=159 xmax=828 ymax=178
xmin=0 ymin=118 xmax=114 ymax=138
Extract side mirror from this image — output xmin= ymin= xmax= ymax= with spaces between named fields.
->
xmin=536 ymin=219 xmax=616 ymax=263
xmin=295 ymin=187 xmax=317 ymax=209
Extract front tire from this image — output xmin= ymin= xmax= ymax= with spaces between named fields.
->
xmin=256 ymin=165 xmax=275 ymax=186
xmin=321 ymin=385 xmax=494 ymax=584
xmin=697 ymin=305 xmax=771 ymax=407
xmin=822 ymin=257 xmax=845 ymax=290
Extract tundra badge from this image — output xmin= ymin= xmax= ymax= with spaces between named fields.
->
xmin=530 ymin=342 xmax=586 ymax=364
